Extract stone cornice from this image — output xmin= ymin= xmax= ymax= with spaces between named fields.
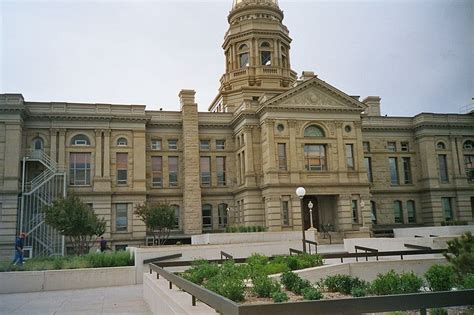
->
xmin=27 ymin=113 xmax=149 ymax=123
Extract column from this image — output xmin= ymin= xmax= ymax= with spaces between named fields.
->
xmin=58 ymin=129 xmax=66 ymax=172
xmin=335 ymin=121 xmax=347 ymax=182
xmin=103 ymin=130 xmax=111 ymax=177
xmin=244 ymin=126 xmax=256 ymax=186
xmin=336 ymin=194 xmax=352 ymax=231
xmin=288 ymin=120 xmax=299 ymax=182
xmin=49 ymin=129 xmax=57 ymax=163
xmin=94 ymin=129 xmax=102 ymax=178
xmin=3 ymin=123 xmax=22 ymax=190
xmin=133 ymin=130 xmax=146 ymax=192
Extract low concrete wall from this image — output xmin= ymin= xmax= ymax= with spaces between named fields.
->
xmin=343 ymin=236 xmax=454 ymax=253
xmin=393 ymin=225 xmax=474 ymax=238
xmin=0 ymin=266 xmax=136 ymax=294
xmin=192 ymin=231 xmax=304 ymax=245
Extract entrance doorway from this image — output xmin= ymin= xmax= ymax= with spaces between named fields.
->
xmin=302 ymin=195 xmax=336 ymax=231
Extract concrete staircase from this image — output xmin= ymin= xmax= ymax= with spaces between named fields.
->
xmin=143 ymin=272 xmax=215 ymax=315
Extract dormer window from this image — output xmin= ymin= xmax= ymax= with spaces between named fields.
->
xmin=117 ymin=137 xmax=128 ymax=146
xmin=71 ymin=134 xmax=90 ymax=146
xmin=32 ymin=137 xmax=44 ymax=151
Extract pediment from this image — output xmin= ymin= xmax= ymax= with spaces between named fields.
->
xmin=261 ymin=77 xmax=367 ymax=112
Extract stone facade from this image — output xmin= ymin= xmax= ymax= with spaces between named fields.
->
xmin=1 ymin=0 xmax=473 ymax=259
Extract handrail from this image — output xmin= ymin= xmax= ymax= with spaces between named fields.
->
xmin=324 ymin=248 xmax=445 ymax=263
xmin=304 ymin=240 xmax=318 ymax=254
xmin=414 ymin=235 xmax=423 ymax=238
xmin=143 ymin=253 xmax=182 ymax=265
xmin=220 ymin=251 xmax=233 ymax=260
xmin=355 ymin=245 xmax=379 ymax=262
xmin=319 ymin=224 xmax=332 ymax=244
xmin=289 ymin=248 xmax=303 ymax=256
xmin=404 ymin=244 xmax=432 ymax=250
xmin=430 ymin=234 xmax=438 ymax=237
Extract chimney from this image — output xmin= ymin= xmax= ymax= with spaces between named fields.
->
xmin=179 ymin=89 xmax=196 ymax=110
xmin=362 ymin=96 xmax=381 ymax=116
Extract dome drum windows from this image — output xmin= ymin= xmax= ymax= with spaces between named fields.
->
xmin=260 ymin=41 xmax=272 ymax=66
xmin=239 ymin=44 xmax=249 ymax=68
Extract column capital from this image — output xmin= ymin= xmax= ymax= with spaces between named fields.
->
xmin=287 ymin=119 xmax=297 ymax=128
xmin=58 ymin=128 xmax=66 ymax=136
xmin=335 ymin=121 xmax=344 ymax=128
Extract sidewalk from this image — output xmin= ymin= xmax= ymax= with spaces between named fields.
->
xmin=0 ymin=285 xmax=151 ymax=315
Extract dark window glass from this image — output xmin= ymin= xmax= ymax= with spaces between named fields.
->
xmin=151 ymin=156 xmax=162 ymax=187
xmin=346 ymin=144 xmax=354 ymax=170
xmin=304 ymin=144 xmax=327 ymax=171
xmin=115 ymin=203 xmax=128 ymax=232
xmin=168 ymin=156 xmax=178 ymax=187
xmin=202 ymin=204 xmax=213 ymax=230
xmin=218 ymin=203 xmax=228 ymax=228
xmin=200 ymin=157 xmax=211 ymax=186
xmin=441 ymin=197 xmax=453 ymax=221
xmin=407 ymin=200 xmax=416 ymax=223
xmin=282 ymin=201 xmax=290 ymax=226
xmin=69 ymin=153 xmax=91 ymax=186
xmin=403 ymin=157 xmax=412 ymax=184
xmin=116 ymin=153 xmax=128 ymax=185
xmin=352 ymin=200 xmax=359 ymax=223
xmin=364 ymin=157 xmax=373 ymax=182
xmin=217 ymin=157 xmax=226 ymax=186
xmin=393 ymin=200 xmax=403 ymax=224
xmin=278 ymin=143 xmax=287 ymax=171
xmin=439 ymin=155 xmax=449 ymax=183
xmin=389 ymin=157 xmax=399 ymax=185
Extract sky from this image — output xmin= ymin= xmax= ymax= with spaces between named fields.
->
xmin=1 ymin=0 xmax=472 ymax=116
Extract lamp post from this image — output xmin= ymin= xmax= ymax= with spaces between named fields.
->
xmin=308 ymin=201 xmax=315 ymax=230
xmin=295 ymin=187 xmax=307 ymax=253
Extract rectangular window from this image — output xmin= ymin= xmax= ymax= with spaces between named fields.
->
xmin=278 ymin=143 xmax=287 ymax=171
xmin=202 ymin=204 xmax=213 ymax=230
xmin=464 ymin=155 xmax=474 ymax=182
xmin=218 ymin=204 xmax=228 ymax=228
xmin=200 ymin=156 xmax=211 ymax=186
xmin=346 ymin=144 xmax=354 ymax=170
xmin=389 ymin=157 xmax=399 ymax=185
xmin=351 ymin=200 xmax=359 ymax=223
xmin=364 ymin=157 xmax=373 ymax=182
xmin=168 ymin=139 xmax=178 ymax=150
xmin=151 ymin=156 xmax=162 ymax=187
xmin=240 ymin=53 xmax=249 ymax=68
xmin=441 ymin=197 xmax=453 ymax=221
xmin=304 ymin=144 xmax=327 ymax=171
xmin=200 ymin=140 xmax=210 ymax=151
xmin=439 ymin=154 xmax=449 ymax=183
xmin=393 ymin=201 xmax=403 ymax=224
xmin=402 ymin=157 xmax=412 ymax=184
xmin=282 ymin=200 xmax=290 ymax=226
xmin=401 ymin=142 xmax=409 ymax=152
xmin=363 ymin=141 xmax=370 ymax=153
xmin=261 ymin=51 xmax=272 ymax=66
xmin=407 ymin=200 xmax=416 ymax=223
xmin=151 ymin=139 xmax=161 ymax=150
xmin=387 ymin=142 xmax=396 ymax=152
xmin=216 ymin=156 xmax=226 ymax=186
xmin=168 ymin=156 xmax=178 ymax=187
xmin=116 ymin=153 xmax=128 ymax=185
xmin=216 ymin=140 xmax=225 ymax=150
xmin=69 ymin=153 xmax=91 ymax=186
xmin=115 ymin=203 xmax=128 ymax=232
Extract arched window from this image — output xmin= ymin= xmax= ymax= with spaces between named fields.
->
xmin=436 ymin=141 xmax=446 ymax=150
xmin=218 ymin=203 xmax=228 ymax=228
xmin=393 ymin=200 xmax=403 ymax=224
xmin=32 ymin=137 xmax=44 ymax=151
xmin=117 ymin=137 xmax=128 ymax=146
xmin=407 ymin=200 xmax=416 ymax=223
xmin=463 ymin=140 xmax=474 ymax=150
xmin=171 ymin=204 xmax=180 ymax=229
xmin=260 ymin=41 xmax=272 ymax=66
xmin=370 ymin=201 xmax=377 ymax=224
xmin=202 ymin=204 xmax=213 ymax=230
xmin=239 ymin=44 xmax=249 ymax=68
xmin=304 ymin=125 xmax=325 ymax=137
xmin=71 ymin=134 xmax=90 ymax=146
xmin=260 ymin=42 xmax=271 ymax=48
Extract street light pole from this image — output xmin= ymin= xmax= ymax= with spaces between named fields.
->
xmin=308 ymin=201 xmax=314 ymax=229
xmin=295 ymin=187 xmax=307 ymax=253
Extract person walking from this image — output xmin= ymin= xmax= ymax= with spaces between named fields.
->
xmin=100 ymin=236 xmax=107 ymax=252
xmin=12 ymin=232 xmax=27 ymax=266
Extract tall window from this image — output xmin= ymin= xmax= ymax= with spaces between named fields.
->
xmin=239 ymin=44 xmax=249 ymax=68
xmin=260 ymin=42 xmax=272 ymax=66
xmin=69 ymin=153 xmax=91 ymax=186
xmin=389 ymin=157 xmax=399 ymax=185
xmin=371 ymin=201 xmax=377 ymax=224
xmin=393 ymin=200 xmax=403 ymax=224
xmin=438 ymin=155 xmax=449 ymax=183
xmin=464 ymin=155 xmax=474 ymax=182
xmin=278 ymin=143 xmax=287 ymax=171
xmin=71 ymin=134 xmax=90 ymax=146
xmin=171 ymin=205 xmax=180 ymax=229
xmin=304 ymin=144 xmax=327 ymax=171
xmin=216 ymin=140 xmax=225 ymax=150
xmin=151 ymin=156 xmax=162 ymax=187
xmin=216 ymin=157 xmax=226 ymax=186
xmin=168 ymin=156 xmax=178 ymax=187
xmin=33 ymin=137 xmax=44 ymax=151
xmin=116 ymin=153 xmax=128 ymax=185
xmin=151 ymin=139 xmax=161 ymax=150
xmin=168 ymin=139 xmax=178 ymax=150
xmin=200 ymin=157 xmax=211 ymax=186
xmin=218 ymin=203 xmax=228 ymax=228
xmin=282 ymin=200 xmax=290 ymax=226
xmin=115 ymin=203 xmax=128 ymax=232
xmin=364 ymin=157 xmax=373 ymax=182
xmin=441 ymin=197 xmax=453 ymax=221
xmin=351 ymin=200 xmax=359 ymax=223
xmin=407 ymin=200 xmax=416 ymax=223
xmin=402 ymin=157 xmax=412 ymax=184
xmin=202 ymin=204 xmax=213 ymax=230
xmin=387 ymin=142 xmax=396 ymax=152
xmin=346 ymin=144 xmax=354 ymax=170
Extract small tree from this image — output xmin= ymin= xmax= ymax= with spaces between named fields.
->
xmin=134 ymin=202 xmax=175 ymax=245
xmin=444 ymin=232 xmax=474 ymax=278
xmin=43 ymin=196 xmax=106 ymax=255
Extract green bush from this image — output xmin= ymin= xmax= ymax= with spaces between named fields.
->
xmin=399 ymin=271 xmax=424 ymax=294
xmin=351 ymin=285 xmax=368 ymax=297
xmin=271 ymin=290 xmax=289 ymax=303
xmin=425 ymin=264 xmax=456 ymax=292
xmin=441 ymin=220 xmax=468 ymax=226
xmin=292 ymin=278 xmax=313 ymax=295
xmin=460 ymin=273 xmax=474 ymax=289
xmin=281 ymin=270 xmax=300 ymax=291
xmin=444 ymin=232 xmax=474 ymax=279
xmin=205 ymin=274 xmax=246 ymax=302
xmin=84 ymin=251 xmax=134 ymax=268
xmin=182 ymin=260 xmax=220 ymax=285
xmin=302 ymin=287 xmax=323 ymax=300
xmin=246 ymin=253 xmax=269 ymax=267
xmin=251 ymin=275 xmax=280 ymax=298
xmin=370 ymin=270 xmax=423 ymax=295
xmin=323 ymin=274 xmax=366 ymax=295
xmin=263 ymin=262 xmax=290 ymax=275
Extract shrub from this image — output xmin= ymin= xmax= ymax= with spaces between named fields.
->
xmin=351 ymin=285 xmax=368 ymax=297
xmin=292 ymin=278 xmax=313 ymax=295
xmin=281 ymin=270 xmax=300 ymax=291
xmin=271 ymin=290 xmax=289 ymax=303
xmin=399 ymin=271 xmax=424 ymax=294
xmin=323 ymin=274 xmax=366 ymax=295
xmin=444 ymin=232 xmax=474 ymax=279
xmin=251 ymin=275 xmax=280 ymax=298
xmin=182 ymin=260 xmax=220 ymax=285
xmin=370 ymin=270 xmax=423 ymax=295
xmin=263 ymin=262 xmax=290 ymax=275
xmin=205 ymin=274 xmax=246 ymax=302
xmin=302 ymin=287 xmax=323 ymax=300
xmin=460 ymin=273 xmax=474 ymax=289
xmin=425 ymin=264 xmax=456 ymax=292
xmin=246 ymin=253 xmax=269 ymax=267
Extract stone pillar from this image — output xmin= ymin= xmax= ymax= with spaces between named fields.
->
xmin=336 ymin=194 xmax=352 ymax=231
xmin=57 ymin=129 xmax=66 ymax=172
xmin=103 ymin=130 xmax=111 ymax=177
xmin=94 ymin=129 xmax=102 ymax=177
xmin=288 ymin=120 xmax=299 ymax=182
xmin=244 ymin=126 xmax=256 ymax=186
xmin=335 ymin=121 xmax=347 ymax=182
xmin=50 ymin=129 xmax=57 ymax=163
xmin=180 ymin=90 xmax=202 ymax=234
xmin=360 ymin=194 xmax=372 ymax=230
xmin=133 ymin=130 xmax=146 ymax=192
xmin=3 ymin=123 xmax=22 ymax=191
